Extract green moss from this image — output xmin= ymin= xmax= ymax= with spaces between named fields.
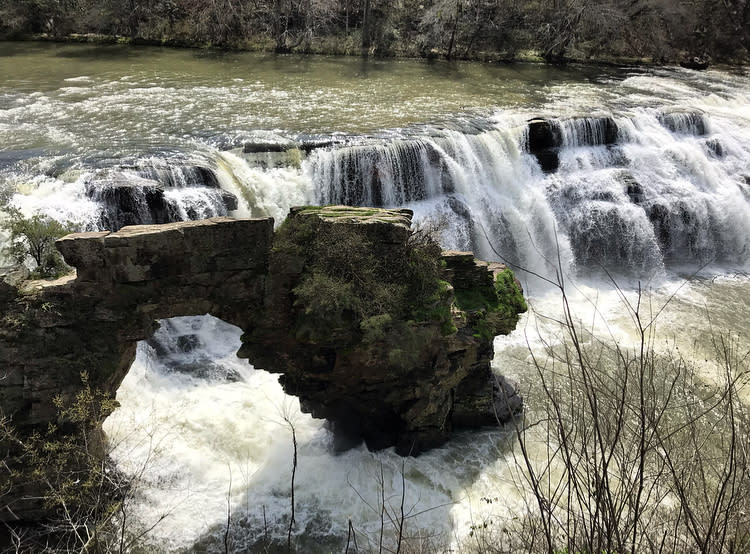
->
xmin=453 ymin=267 xmax=526 ymax=339
xmin=271 ymin=206 xmax=447 ymax=349
xmin=360 ymin=314 xmax=393 ymax=343
xmin=270 ymin=207 xmax=529 ymax=355
xmin=494 ymin=268 xmax=528 ymax=316
xmin=412 ymin=279 xmax=456 ymax=336
xmin=455 ymin=286 xmax=499 ymax=312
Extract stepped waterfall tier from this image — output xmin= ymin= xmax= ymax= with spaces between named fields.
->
xmin=2 ymin=45 xmax=750 ymax=551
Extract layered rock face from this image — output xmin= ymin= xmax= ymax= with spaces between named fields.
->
xmin=239 ymin=206 xmax=525 ymax=454
xmin=1 ymin=217 xmax=272 ymax=427
xmin=0 ymin=207 xmax=525 ymax=524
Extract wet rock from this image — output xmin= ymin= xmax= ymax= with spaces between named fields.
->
xmin=647 ymin=202 xmax=671 ymax=249
xmin=176 ymin=334 xmax=200 ymax=353
xmin=86 ymin=178 xmax=171 ymax=230
xmin=527 ymin=118 xmax=562 ymax=173
xmin=221 ymin=190 xmax=238 ymax=211
xmin=527 ymin=118 xmax=562 ymax=150
xmin=243 ymin=141 xmax=294 ymax=153
xmin=706 ymin=138 xmax=724 ymax=158
xmin=680 ymin=56 xmax=710 ymax=70
xmin=534 ymin=149 xmax=560 ymax=173
xmin=167 ymin=360 xmax=242 ymax=382
xmin=528 ymin=119 xmax=562 ymax=153
xmin=565 ymin=116 xmax=619 ymax=146
xmin=85 ymin=171 xmax=238 ymax=230
xmin=621 ymin=173 xmax=644 ymax=204
xmin=137 ymin=165 xmax=221 ymax=188
xmin=297 ymin=134 xmax=348 ymax=153
xmin=658 ymin=110 xmax=707 ymax=136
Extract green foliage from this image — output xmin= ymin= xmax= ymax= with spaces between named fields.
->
xmin=1 ymin=207 xmax=73 ymax=279
xmin=274 ymin=211 xmax=527 ymax=354
xmin=1 ymin=372 xmax=125 ymax=551
xmin=29 ymin=372 xmax=120 ymax=511
xmin=455 ymin=285 xmax=499 ymax=313
xmin=454 ymin=267 xmax=527 ymax=340
xmin=273 ymin=210 xmax=449 ymax=351
xmin=493 ymin=268 xmax=528 ymax=319
xmin=360 ymin=313 xmax=393 ymax=343
xmin=412 ymin=279 xmax=457 ymax=336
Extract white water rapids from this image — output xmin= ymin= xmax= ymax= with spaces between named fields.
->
xmin=2 ymin=45 xmax=750 ymax=551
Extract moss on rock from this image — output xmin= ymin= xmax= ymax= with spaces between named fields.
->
xmin=271 ymin=205 xmax=448 ymax=348
xmin=243 ymin=208 xmax=527 ymax=454
xmin=444 ymin=251 xmax=527 ymax=339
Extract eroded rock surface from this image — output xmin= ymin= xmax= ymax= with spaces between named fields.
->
xmin=1 ymin=207 xmax=526 ymax=524
xmin=239 ymin=206 xmax=526 ymax=454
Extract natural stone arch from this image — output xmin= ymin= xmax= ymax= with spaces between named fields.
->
xmin=0 ymin=207 xmax=526 ymax=526
xmin=0 ymin=217 xmax=272 ymax=428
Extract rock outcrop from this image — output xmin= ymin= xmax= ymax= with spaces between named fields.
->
xmin=240 ymin=206 xmax=525 ymax=454
xmin=526 ymin=116 xmax=619 ymax=173
xmin=85 ymin=165 xmax=238 ymax=231
xmin=1 ymin=217 xmax=273 ymax=430
xmin=0 ymin=207 xmax=526 ymax=525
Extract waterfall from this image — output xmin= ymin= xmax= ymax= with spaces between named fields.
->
xmin=6 ymin=157 xmax=238 ymax=232
xmin=4 ymin=55 xmax=750 ymax=551
xmin=8 ymin=93 xmax=748 ymax=279
xmin=297 ymin=104 xmax=750 ymax=280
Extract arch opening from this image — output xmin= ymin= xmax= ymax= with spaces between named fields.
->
xmin=101 ymin=314 xmax=462 ymax=552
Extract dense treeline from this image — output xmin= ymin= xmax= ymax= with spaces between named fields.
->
xmin=0 ymin=0 xmax=748 ymax=63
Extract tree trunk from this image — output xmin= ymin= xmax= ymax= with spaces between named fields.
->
xmin=361 ymin=0 xmax=371 ymax=51
xmin=273 ymin=0 xmax=285 ymax=51
xmin=446 ymin=0 xmax=461 ymax=59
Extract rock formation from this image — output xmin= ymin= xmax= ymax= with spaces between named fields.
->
xmin=0 ymin=206 xmax=526 ymax=526
xmin=240 ymin=206 xmax=525 ymax=454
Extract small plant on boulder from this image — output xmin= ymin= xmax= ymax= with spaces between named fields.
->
xmin=1 ymin=207 xmax=73 ymax=278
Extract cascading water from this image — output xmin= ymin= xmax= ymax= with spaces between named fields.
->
xmin=302 ymin=102 xmax=750 ymax=284
xmin=3 ymin=44 xmax=750 ymax=551
xmin=107 ymin=90 xmax=750 ymax=549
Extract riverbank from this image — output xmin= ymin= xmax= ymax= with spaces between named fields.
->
xmin=3 ymin=0 xmax=749 ymax=69
xmin=4 ymin=32 xmax=737 ymax=69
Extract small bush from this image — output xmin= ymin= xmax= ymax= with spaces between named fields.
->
xmin=1 ymin=208 xmax=73 ymax=279
xmin=274 ymin=211 xmax=448 ymax=349
xmin=1 ymin=372 xmax=128 ymax=552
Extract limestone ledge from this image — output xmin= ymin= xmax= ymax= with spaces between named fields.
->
xmin=1 ymin=208 xmax=526 ymax=523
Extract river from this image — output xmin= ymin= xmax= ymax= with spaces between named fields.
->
xmin=1 ymin=42 xmax=750 ymax=552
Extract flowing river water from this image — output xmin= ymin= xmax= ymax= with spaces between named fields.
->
xmin=2 ymin=42 xmax=750 ymax=551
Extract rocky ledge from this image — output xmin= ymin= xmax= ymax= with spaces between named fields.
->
xmin=0 ymin=206 xmax=526 ymax=524
xmin=239 ymin=205 xmax=526 ymax=454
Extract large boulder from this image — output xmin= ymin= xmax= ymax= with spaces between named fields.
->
xmin=239 ymin=206 xmax=526 ymax=454
xmin=527 ymin=118 xmax=562 ymax=173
